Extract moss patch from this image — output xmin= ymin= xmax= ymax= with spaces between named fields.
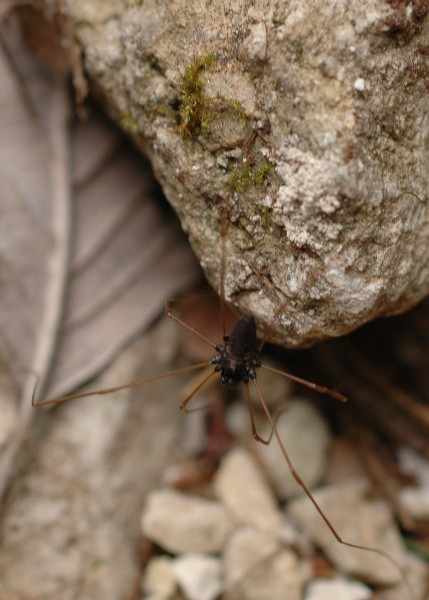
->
xmin=120 ymin=112 xmax=140 ymax=134
xmin=228 ymin=158 xmax=271 ymax=193
xmin=292 ymin=40 xmax=304 ymax=62
xmin=176 ymin=54 xmax=249 ymax=139
xmin=177 ymin=53 xmax=215 ymax=137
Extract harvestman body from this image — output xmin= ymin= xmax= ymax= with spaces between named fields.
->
xmin=214 ymin=314 xmax=260 ymax=386
xmin=33 ymin=218 xmax=416 ymax=600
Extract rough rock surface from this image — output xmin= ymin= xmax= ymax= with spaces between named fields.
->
xmin=141 ymin=488 xmax=234 ymax=554
xmin=41 ymin=1 xmax=428 ymax=345
xmin=223 ymin=526 xmax=303 ymax=600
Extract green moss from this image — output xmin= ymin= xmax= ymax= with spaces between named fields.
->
xmin=260 ymin=207 xmax=272 ymax=231
xmin=176 ymin=54 xmax=249 ymax=139
xmin=91 ymin=556 xmax=103 ymax=570
xmin=254 ymin=159 xmax=271 ymax=184
xmin=247 ymin=62 xmax=266 ymax=82
xmin=224 ymin=97 xmax=248 ymax=127
xmin=178 ymin=53 xmax=215 ymax=137
xmin=228 ymin=158 xmax=271 ymax=193
xmin=292 ymin=40 xmax=304 ymax=62
xmin=120 ymin=113 xmax=140 ymax=134
xmin=384 ymin=126 xmax=400 ymax=141
xmin=239 ymin=216 xmax=250 ymax=229
xmin=229 ymin=164 xmax=252 ymax=193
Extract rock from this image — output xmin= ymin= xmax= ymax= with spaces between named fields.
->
xmin=142 ymin=556 xmax=176 ymax=599
xmin=32 ymin=1 xmax=429 ymax=346
xmin=398 ymin=448 xmax=429 ymax=519
xmin=400 ymin=486 xmax=429 ymax=521
xmin=141 ymin=489 xmax=234 ymax=554
xmin=304 ymin=577 xmax=371 ymax=600
xmin=172 ymin=554 xmax=222 ymax=600
xmin=213 ymin=447 xmax=283 ymax=533
xmin=223 ymin=526 xmax=303 ymax=600
xmin=255 ymin=399 xmax=332 ymax=500
xmin=287 ymin=478 xmax=408 ymax=586
xmin=377 ymin=552 xmax=428 ymax=600
xmin=399 ymin=448 xmax=429 ymax=521
xmin=398 ymin=447 xmax=429 ymax=486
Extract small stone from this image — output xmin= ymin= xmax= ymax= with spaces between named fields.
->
xmin=377 ymin=552 xmax=428 ymax=600
xmin=398 ymin=447 xmax=429 ymax=486
xmin=305 ymin=577 xmax=371 ymax=600
xmin=255 ymin=399 xmax=332 ymax=500
xmin=353 ymin=78 xmax=365 ymax=92
xmin=288 ymin=478 xmax=407 ymax=586
xmin=397 ymin=457 xmax=429 ymax=585
xmin=141 ymin=489 xmax=234 ymax=554
xmin=172 ymin=554 xmax=222 ymax=600
xmin=223 ymin=526 xmax=303 ymax=600
xmin=143 ymin=556 xmax=176 ymax=598
xmin=213 ymin=447 xmax=283 ymax=533
xmin=400 ymin=486 xmax=429 ymax=521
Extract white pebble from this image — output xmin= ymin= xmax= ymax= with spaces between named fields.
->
xmin=224 ymin=526 xmax=303 ymax=600
xmin=214 ymin=447 xmax=283 ymax=532
xmin=141 ymin=489 xmax=233 ymax=554
xmin=397 ymin=447 xmax=429 ymax=486
xmin=305 ymin=578 xmax=371 ymax=600
xmin=354 ymin=78 xmax=365 ymax=91
xmin=142 ymin=556 xmax=176 ymax=598
xmin=255 ymin=399 xmax=331 ymax=500
xmin=172 ymin=554 xmax=222 ymax=600
xmin=400 ymin=485 xmax=429 ymax=521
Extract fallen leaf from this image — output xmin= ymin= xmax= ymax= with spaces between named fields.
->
xmin=0 ymin=25 xmax=72 ymax=499
xmin=0 ymin=23 xmax=200 ymax=500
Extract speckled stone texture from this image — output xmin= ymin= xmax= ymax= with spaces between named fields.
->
xmin=55 ymin=1 xmax=429 ymax=345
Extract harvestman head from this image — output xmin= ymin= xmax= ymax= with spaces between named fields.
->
xmin=33 ymin=215 xmax=417 ymax=600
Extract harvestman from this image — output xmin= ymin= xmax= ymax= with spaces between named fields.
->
xmin=33 ymin=217 xmax=415 ymax=600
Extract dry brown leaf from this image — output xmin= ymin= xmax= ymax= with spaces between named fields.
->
xmin=47 ymin=119 xmax=200 ymax=398
xmin=0 ymin=25 xmax=200 ymax=500
xmin=0 ymin=27 xmax=72 ymax=499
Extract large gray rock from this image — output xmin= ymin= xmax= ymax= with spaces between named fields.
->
xmin=41 ymin=1 xmax=429 ymax=345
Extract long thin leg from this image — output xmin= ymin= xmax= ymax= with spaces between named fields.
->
xmin=247 ymin=261 xmax=290 ymax=354
xmin=249 ymin=266 xmax=319 ymax=355
xmin=165 ymin=300 xmax=217 ymax=349
xmin=252 ymin=378 xmax=416 ymax=600
xmin=261 ymin=363 xmax=347 ymax=403
xmin=33 ymin=361 xmax=211 ymax=407
xmin=243 ymin=382 xmax=271 ymax=444
xmin=180 ymin=369 xmax=217 ymax=411
xmin=219 ymin=216 xmax=228 ymax=338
